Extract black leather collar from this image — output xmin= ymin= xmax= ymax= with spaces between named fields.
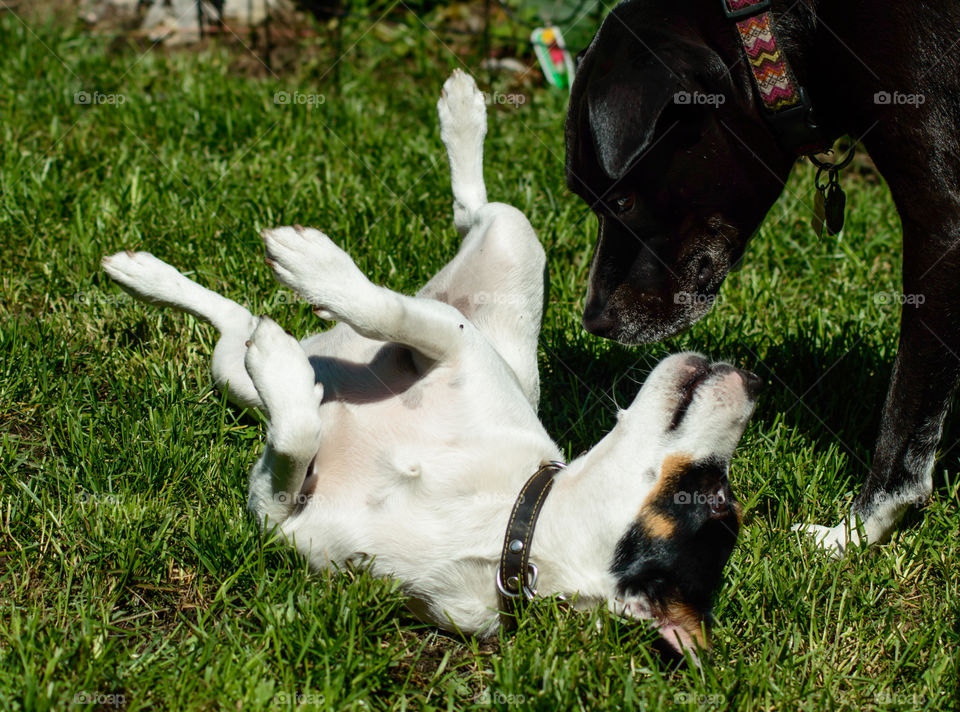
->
xmin=496 ymin=461 xmax=565 ymax=631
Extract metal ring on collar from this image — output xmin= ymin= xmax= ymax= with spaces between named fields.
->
xmin=808 ymin=142 xmax=856 ymax=172
xmin=495 ymin=563 xmax=539 ymax=600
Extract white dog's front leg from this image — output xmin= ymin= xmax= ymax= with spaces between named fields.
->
xmin=244 ymin=317 xmax=325 ymax=526
xmin=102 ymin=250 xmax=263 ymax=409
xmin=263 ymin=226 xmax=469 ymax=363
xmin=437 ymin=69 xmax=488 ymax=234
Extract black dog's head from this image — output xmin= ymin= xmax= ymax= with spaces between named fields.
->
xmin=565 ymin=0 xmax=797 ymax=344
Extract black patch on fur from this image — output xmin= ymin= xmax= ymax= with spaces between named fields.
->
xmin=611 ymin=458 xmax=739 ymax=615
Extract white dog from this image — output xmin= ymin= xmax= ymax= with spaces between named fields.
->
xmin=103 ymin=70 xmax=759 ymax=660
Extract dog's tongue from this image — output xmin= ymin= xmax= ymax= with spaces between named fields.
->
xmin=656 ymin=610 xmax=707 ymax=668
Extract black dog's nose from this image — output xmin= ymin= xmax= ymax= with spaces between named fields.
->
xmin=582 ymin=303 xmax=616 ymax=337
xmin=696 ymin=254 xmax=715 ymax=291
xmin=738 ymin=369 xmax=763 ymax=400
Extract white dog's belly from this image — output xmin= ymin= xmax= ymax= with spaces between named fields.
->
xmin=271 ymin=329 xmax=561 ymax=579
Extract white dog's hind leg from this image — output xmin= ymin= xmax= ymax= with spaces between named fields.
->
xmin=263 ymin=226 xmax=469 ymax=363
xmin=437 ymin=69 xmax=487 ymax=235
xmin=244 ymin=317 xmax=325 ymax=526
xmin=102 ymin=251 xmax=262 ymax=409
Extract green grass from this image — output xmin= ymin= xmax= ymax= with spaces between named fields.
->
xmin=1 ymin=7 xmax=958 ymax=711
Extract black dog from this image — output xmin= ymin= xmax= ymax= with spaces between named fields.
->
xmin=565 ymin=0 xmax=960 ymax=552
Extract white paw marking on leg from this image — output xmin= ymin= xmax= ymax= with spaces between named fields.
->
xmin=101 ymin=251 xmax=188 ymax=304
xmin=262 ymin=226 xmax=370 ymax=319
xmin=437 ymin=69 xmax=487 ymax=152
xmin=244 ymin=316 xmax=323 ymax=417
xmin=792 ymin=521 xmax=851 ymax=557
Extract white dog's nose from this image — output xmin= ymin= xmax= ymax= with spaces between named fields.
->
xmin=738 ymin=368 xmax=763 ymax=400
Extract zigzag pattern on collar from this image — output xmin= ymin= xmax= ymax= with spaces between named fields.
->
xmin=726 ymin=0 xmax=802 ymax=112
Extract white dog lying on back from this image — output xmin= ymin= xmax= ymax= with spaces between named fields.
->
xmin=103 ymin=71 xmax=759 ymax=659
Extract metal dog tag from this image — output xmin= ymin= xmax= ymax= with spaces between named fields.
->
xmin=824 ymin=178 xmax=846 ymax=236
xmin=812 ymin=188 xmax=826 ymax=238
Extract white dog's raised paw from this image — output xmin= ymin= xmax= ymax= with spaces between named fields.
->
xmin=791 ymin=521 xmax=856 ymax=558
xmin=102 ymin=250 xmax=190 ymax=306
xmin=244 ymin=316 xmax=323 ymax=418
xmin=261 ymin=225 xmax=369 ymax=317
xmin=437 ymin=69 xmax=486 ymax=147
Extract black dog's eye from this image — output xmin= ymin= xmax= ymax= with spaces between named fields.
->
xmin=615 ymin=194 xmax=635 ymax=213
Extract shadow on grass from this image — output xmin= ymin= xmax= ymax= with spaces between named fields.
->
xmin=539 ymin=324 xmax=960 ymax=500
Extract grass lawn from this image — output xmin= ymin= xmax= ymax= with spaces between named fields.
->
xmin=1 ymin=5 xmax=957 ymax=711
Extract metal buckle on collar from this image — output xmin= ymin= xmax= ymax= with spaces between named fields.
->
xmin=721 ymin=0 xmax=769 ymax=21
xmin=496 ymin=563 xmax=539 ymax=600
xmin=765 ymin=86 xmax=830 ymax=154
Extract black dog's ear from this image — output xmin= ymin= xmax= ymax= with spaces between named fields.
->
xmin=586 ymin=58 xmax=680 ymax=180
xmin=575 ymin=47 xmax=588 ymax=72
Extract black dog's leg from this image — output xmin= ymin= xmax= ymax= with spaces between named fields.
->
xmin=798 ymin=220 xmax=960 ymax=553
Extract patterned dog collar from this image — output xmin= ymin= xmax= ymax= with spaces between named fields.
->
xmin=722 ymin=0 xmax=831 ymax=154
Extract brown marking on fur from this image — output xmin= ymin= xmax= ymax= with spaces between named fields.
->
xmin=641 ymin=452 xmax=693 ymax=510
xmin=733 ymin=500 xmax=743 ymax=526
xmin=641 ymin=511 xmax=676 ymax=539
xmin=634 ymin=452 xmax=692 ymax=538
xmin=663 ymin=600 xmax=708 ymax=649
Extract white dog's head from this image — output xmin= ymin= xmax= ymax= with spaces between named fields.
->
xmin=576 ymin=352 xmax=760 ymax=662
